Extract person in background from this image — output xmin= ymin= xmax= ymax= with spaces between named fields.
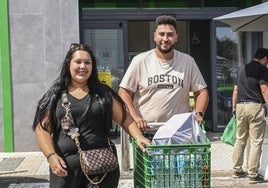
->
xmin=32 ymin=43 xmax=150 ymax=188
xmin=232 ymin=48 xmax=268 ymax=184
xmin=118 ymin=15 xmax=209 ymax=131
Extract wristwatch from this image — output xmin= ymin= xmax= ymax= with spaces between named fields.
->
xmin=195 ymin=112 xmax=204 ymax=117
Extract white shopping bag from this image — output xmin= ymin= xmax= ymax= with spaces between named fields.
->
xmin=151 ymin=112 xmax=207 ymax=145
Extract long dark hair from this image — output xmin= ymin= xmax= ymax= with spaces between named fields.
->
xmin=32 ymin=43 xmax=126 ymax=132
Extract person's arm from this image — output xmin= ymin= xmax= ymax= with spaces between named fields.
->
xmin=112 ymin=97 xmax=150 ymax=152
xmin=194 ymin=88 xmax=209 ymax=124
xmin=260 ymin=84 xmax=268 ymax=103
xmin=232 ymin=85 xmax=238 ymax=116
xmin=35 ymin=123 xmax=67 ymax=177
xmin=118 ymin=87 xmax=147 ymax=131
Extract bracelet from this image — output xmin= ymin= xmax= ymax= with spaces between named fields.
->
xmin=47 ymin=152 xmax=56 ymax=160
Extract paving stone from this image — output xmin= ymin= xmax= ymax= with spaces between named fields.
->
xmin=0 ymin=158 xmax=24 ymax=171
xmin=8 ymin=183 xmax=49 ymax=188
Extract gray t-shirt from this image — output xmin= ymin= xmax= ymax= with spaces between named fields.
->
xmin=237 ymin=60 xmax=268 ymax=103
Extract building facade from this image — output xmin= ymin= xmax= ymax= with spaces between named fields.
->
xmin=0 ymin=0 xmax=266 ymax=151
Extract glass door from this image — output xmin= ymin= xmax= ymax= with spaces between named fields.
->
xmin=212 ymin=21 xmax=240 ymax=130
xmin=80 ymin=21 xmax=128 ymax=137
xmin=80 ymin=21 xmax=128 ymax=93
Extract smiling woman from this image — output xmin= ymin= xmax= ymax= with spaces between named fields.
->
xmin=68 ymin=50 xmax=92 ymax=98
xmin=31 ymin=43 xmax=150 ymax=188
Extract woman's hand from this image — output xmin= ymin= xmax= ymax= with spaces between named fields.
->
xmin=35 ymin=125 xmax=68 ymax=177
xmin=48 ymin=154 xmax=68 ymax=177
xmin=135 ymin=135 xmax=151 ymax=152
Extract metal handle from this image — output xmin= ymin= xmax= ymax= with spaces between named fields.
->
xmin=144 ymin=122 xmax=165 ymax=134
xmin=147 ymin=122 xmax=165 ymax=127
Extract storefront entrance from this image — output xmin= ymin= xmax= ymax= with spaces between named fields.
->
xmin=80 ymin=9 xmax=240 ymax=131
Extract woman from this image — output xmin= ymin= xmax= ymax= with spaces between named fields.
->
xmin=32 ymin=43 xmax=150 ymax=188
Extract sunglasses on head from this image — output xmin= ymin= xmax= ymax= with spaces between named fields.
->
xmin=69 ymin=43 xmax=91 ymax=51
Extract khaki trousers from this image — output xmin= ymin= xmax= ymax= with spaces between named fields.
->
xmin=232 ymin=103 xmax=266 ymax=177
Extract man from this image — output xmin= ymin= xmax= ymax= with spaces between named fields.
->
xmin=232 ymin=48 xmax=268 ymax=184
xmin=118 ymin=15 xmax=209 ymax=131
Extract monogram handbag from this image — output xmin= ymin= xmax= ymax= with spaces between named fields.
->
xmin=79 ymin=140 xmax=119 ymax=184
xmin=79 ymin=142 xmax=119 ymax=179
xmin=61 ymin=92 xmax=119 ymax=185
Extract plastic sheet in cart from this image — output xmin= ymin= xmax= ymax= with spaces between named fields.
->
xmin=151 ymin=112 xmax=207 ymax=145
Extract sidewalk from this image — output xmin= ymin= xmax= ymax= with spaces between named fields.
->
xmin=0 ymin=131 xmax=268 ymax=187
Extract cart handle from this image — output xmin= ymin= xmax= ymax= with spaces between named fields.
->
xmin=147 ymin=122 xmax=165 ymax=127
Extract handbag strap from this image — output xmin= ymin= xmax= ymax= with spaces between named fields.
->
xmin=82 ymin=164 xmax=108 ymax=185
xmin=61 ymin=92 xmax=76 ymax=128
xmin=60 ymin=92 xmax=114 ymax=185
xmin=61 ymin=92 xmax=82 ymax=152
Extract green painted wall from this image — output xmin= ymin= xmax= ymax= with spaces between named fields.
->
xmin=80 ymin=0 xmax=262 ymax=8
xmin=0 ymin=0 xmax=14 ymax=152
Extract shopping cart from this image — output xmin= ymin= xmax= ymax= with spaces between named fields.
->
xmin=132 ymin=123 xmax=211 ymax=188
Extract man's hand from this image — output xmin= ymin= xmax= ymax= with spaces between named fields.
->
xmin=232 ymin=109 xmax=236 ymax=117
xmin=194 ymin=112 xmax=203 ymax=125
xmin=133 ymin=116 xmax=148 ymax=132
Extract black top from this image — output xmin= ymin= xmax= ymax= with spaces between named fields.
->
xmin=54 ymin=93 xmax=112 ymax=154
xmin=236 ymin=60 xmax=268 ymax=103
xmin=49 ymin=92 xmax=119 ymax=188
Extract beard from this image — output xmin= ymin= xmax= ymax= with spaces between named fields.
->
xmin=156 ymin=43 xmax=174 ymax=53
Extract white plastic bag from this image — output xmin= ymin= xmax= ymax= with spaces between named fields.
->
xmin=152 ymin=112 xmax=207 ymax=145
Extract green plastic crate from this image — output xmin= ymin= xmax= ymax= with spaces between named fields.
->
xmin=132 ymin=140 xmax=211 ymax=188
